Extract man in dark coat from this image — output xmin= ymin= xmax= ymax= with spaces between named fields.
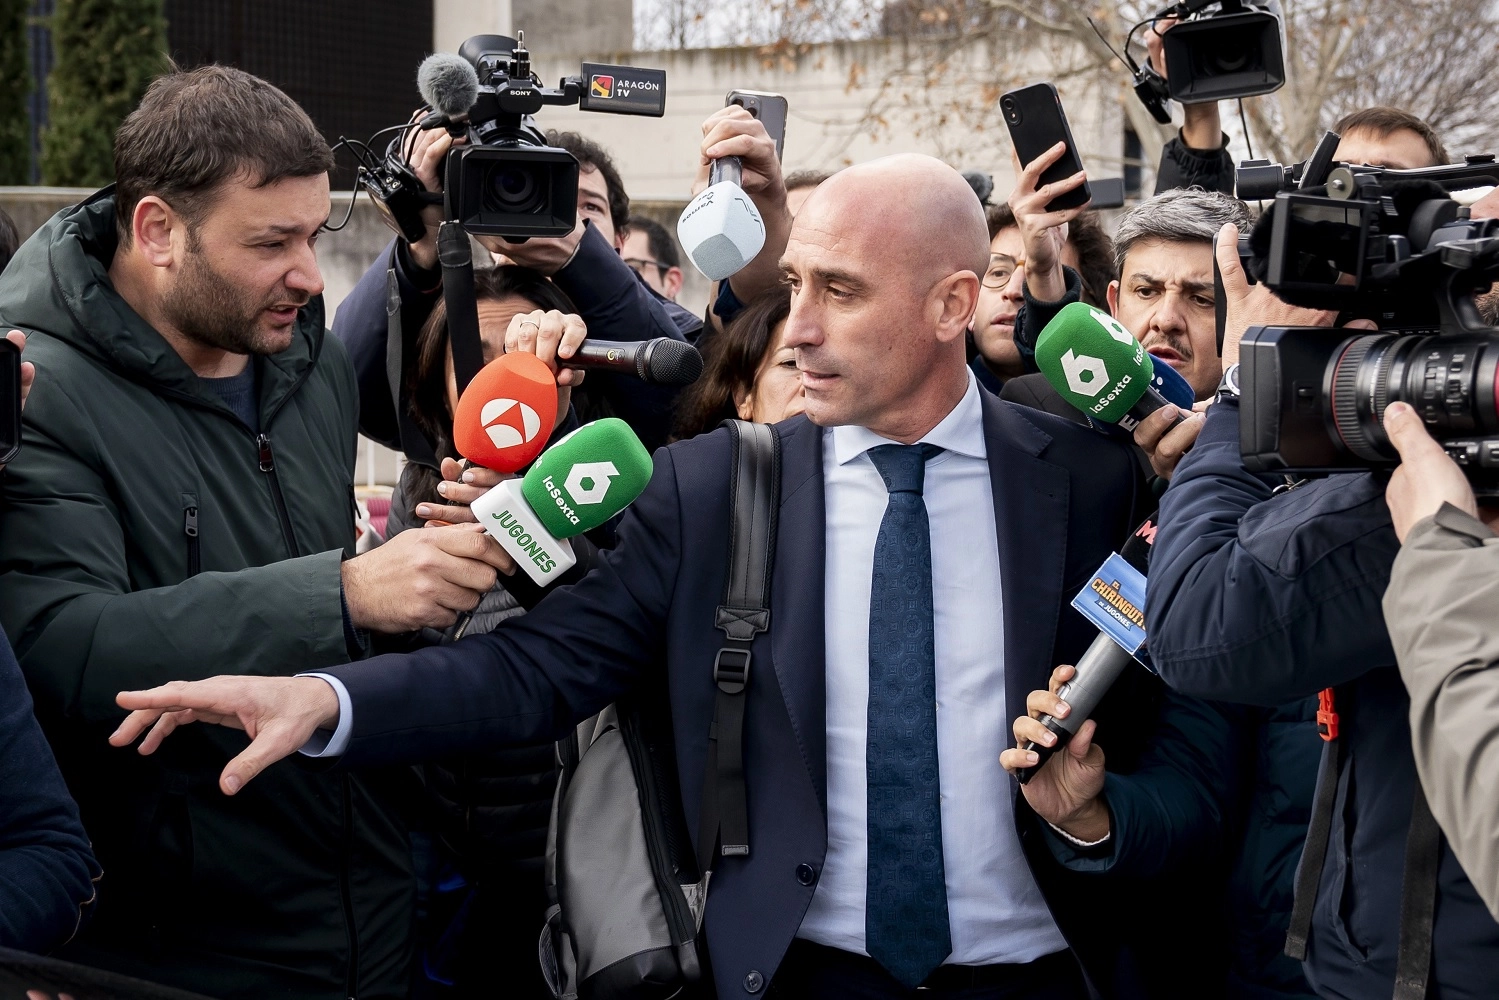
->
xmin=0 ymin=66 xmax=508 ymax=999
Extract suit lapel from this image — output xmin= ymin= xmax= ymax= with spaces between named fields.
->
xmin=980 ymin=392 xmax=1072 ymax=731
xmin=769 ymin=417 xmax=828 ymax=811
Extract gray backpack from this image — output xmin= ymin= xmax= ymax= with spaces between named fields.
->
xmin=539 ymin=420 xmax=780 ymax=1000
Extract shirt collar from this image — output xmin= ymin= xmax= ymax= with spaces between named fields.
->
xmin=830 ymin=369 xmax=987 ymax=467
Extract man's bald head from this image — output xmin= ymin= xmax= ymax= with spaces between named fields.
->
xmin=779 ymin=154 xmax=988 ymax=442
xmin=798 ymin=154 xmax=990 ymax=288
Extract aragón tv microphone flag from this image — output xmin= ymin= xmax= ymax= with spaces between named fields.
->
xmin=1035 ymin=301 xmax=1191 ymax=431
xmin=470 ymin=418 xmax=653 ymax=584
xmin=452 ymin=351 xmax=559 ymax=474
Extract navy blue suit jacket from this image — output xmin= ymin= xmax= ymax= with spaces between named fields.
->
xmin=325 ymin=391 xmax=1150 ymax=998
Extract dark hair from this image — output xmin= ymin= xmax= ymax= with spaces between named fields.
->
xmin=0 ymin=206 xmax=18 ymax=274
xmin=546 ymin=130 xmax=629 ymax=236
xmin=672 ymin=285 xmax=793 ymax=441
xmin=983 ymin=204 xmax=1111 ymax=308
xmin=1334 ymin=107 xmax=1448 ymax=165
xmin=114 ymin=65 xmax=333 ymax=246
xmin=626 ymin=214 xmax=680 ymax=271
xmin=403 ymin=265 xmax=577 ymax=513
xmin=784 ymin=169 xmax=833 ymax=192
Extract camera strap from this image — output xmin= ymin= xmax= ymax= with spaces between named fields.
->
xmin=438 ymin=222 xmax=486 ymax=396
xmin=384 ymin=268 xmax=439 ymax=470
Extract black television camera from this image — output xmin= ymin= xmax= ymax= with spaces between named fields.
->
xmin=1126 ymin=0 xmax=1285 ymax=125
xmin=359 ymin=32 xmax=665 ymax=242
xmin=1235 ymin=150 xmax=1499 ymax=493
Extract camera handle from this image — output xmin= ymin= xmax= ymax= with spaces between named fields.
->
xmin=438 ymin=222 xmax=487 ymax=396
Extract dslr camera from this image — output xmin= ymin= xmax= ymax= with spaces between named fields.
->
xmin=1234 ymin=145 xmax=1499 ymax=493
xmin=362 ymin=32 xmax=665 ymax=241
xmin=1131 ymin=0 xmax=1285 ymax=124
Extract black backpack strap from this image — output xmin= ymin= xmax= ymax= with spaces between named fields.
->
xmin=1285 ymin=714 xmax=1342 ymax=961
xmin=384 ymin=268 xmax=439 ymax=469
xmin=697 ymin=419 xmax=780 ymax=876
xmin=1393 ymin=787 xmax=1442 ymax=1000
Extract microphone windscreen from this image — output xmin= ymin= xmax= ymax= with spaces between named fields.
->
xmin=1035 ymin=302 xmax=1155 ymax=424
xmin=676 ymin=181 xmax=766 ymax=281
xmin=417 ymin=52 xmax=480 ymax=119
xmin=522 ymin=418 xmax=653 ymax=538
xmin=1150 ymin=353 xmax=1197 ymax=409
xmin=452 ymin=352 xmax=558 ymax=473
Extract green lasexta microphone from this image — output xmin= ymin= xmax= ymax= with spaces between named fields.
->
xmin=469 ymin=418 xmax=653 ymax=584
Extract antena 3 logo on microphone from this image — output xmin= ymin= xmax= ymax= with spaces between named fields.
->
xmin=453 ymin=353 xmax=559 ymax=473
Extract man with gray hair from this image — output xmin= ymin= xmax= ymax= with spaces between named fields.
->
xmin=1002 ymin=169 xmax=1252 ymax=480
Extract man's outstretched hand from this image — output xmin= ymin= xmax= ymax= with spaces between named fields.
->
xmin=111 ymin=676 xmax=341 ymax=795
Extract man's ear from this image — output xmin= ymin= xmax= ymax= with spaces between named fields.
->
xmin=1106 ymin=279 xmax=1121 ymax=317
xmin=933 ymin=271 xmax=981 ymax=345
xmin=132 ymin=196 xmax=181 ymax=268
xmin=664 ymin=266 xmax=684 ymax=300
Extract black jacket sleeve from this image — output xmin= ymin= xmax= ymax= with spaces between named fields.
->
xmin=1155 ymin=130 xmax=1235 ymax=196
xmin=1012 ymin=265 xmax=1082 ymax=374
xmin=331 ymin=239 xmax=443 ymax=451
xmin=1145 ymin=398 xmax=1400 ymax=706
xmin=0 ymin=628 xmax=100 ymax=952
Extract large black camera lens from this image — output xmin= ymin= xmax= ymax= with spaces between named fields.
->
xmin=1163 ymin=8 xmax=1285 ymax=103
xmin=1328 ymin=334 xmax=1499 ymax=461
xmin=486 ymin=163 xmax=545 ymax=214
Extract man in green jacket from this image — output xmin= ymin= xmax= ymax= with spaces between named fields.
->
xmin=0 ymin=66 xmax=510 ymax=999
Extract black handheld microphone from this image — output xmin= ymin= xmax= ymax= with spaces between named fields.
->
xmin=560 ymin=338 xmax=703 ymax=387
xmin=1016 ymin=515 xmax=1156 ymax=786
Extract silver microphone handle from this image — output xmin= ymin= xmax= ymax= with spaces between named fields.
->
xmin=710 ymin=156 xmax=743 ymax=187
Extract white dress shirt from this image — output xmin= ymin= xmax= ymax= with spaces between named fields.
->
xmin=796 ymin=371 xmax=1067 ymax=965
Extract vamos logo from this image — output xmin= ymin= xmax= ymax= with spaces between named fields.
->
xmin=479 ymin=397 xmax=543 ymax=450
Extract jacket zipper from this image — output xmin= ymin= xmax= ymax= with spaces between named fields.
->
xmin=257 ymin=433 xmax=300 ymax=556
xmin=340 ymin=774 xmax=359 ymax=1000
xmin=182 ymin=501 xmax=201 ymax=577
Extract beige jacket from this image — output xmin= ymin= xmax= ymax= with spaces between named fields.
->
xmin=1384 ymin=502 xmax=1499 ymax=920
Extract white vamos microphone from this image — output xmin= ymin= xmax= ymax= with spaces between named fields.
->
xmin=677 ymin=157 xmax=766 ymax=282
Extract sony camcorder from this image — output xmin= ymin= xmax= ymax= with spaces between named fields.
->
xmin=359 ymin=32 xmax=666 ymax=242
xmin=1234 ymin=145 xmax=1499 ymax=493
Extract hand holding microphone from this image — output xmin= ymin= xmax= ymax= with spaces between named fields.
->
xmin=1034 ymin=301 xmax=1205 ymax=479
xmin=678 ymin=105 xmax=784 ymax=281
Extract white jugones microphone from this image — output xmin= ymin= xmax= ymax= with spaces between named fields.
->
xmin=676 ymin=157 xmax=766 ymax=282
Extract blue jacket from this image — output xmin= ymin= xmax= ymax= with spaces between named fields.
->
xmin=0 ymin=626 xmax=99 ymax=953
xmin=319 ymin=395 xmax=1187 ymax=998
xmin=333 ymin=225 xmax=700 ymax=453
xmin=1147 ymin=397 xmax=1499 ymax=999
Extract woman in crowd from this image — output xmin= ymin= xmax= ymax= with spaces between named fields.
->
xmin=673 ymin=284 xmax=800 ymax=439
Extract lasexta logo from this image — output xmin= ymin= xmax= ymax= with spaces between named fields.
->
xmin=480 ymin=398 xmax=543 ymax=450
xmin=1061 ymin=349 xmax=1110 ymax=397
xmin=563 ymin=461 xmax=620 ymax=505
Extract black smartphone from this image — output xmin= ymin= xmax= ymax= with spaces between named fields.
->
xmin=1000 ymin=83 xmax=1091 ymax=212
xmin=0 ymin=338 xmax=19 ymax=465
xmin=725 ymin=90 xmax=788 ymax=161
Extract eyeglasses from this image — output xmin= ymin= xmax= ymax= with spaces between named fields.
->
xmin=982 ymin=255 xmax=1025 ymax=289
xmin=623 ymin=257 xmax=664 ymax=277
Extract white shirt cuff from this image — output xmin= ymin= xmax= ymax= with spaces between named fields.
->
xmin=296 ymin=673 xmax=353 ymax=758
xmin=1046 ymin=819 xmax=1112 ymax=849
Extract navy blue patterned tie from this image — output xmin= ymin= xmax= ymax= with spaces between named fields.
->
xmin=864 ymin=442 xmax=950 ymax=988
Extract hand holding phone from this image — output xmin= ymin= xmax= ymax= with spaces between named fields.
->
xmin=1001 ymin=83 xmax=1092 ymax=212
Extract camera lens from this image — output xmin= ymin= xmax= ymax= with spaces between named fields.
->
xmin=485 ymin=163 xmax=546 ymax=215
xmin=1001 ymin=97 xmax=1019 ymax=124
xmin=1329 ymin=334 xmax=1499 ymax=460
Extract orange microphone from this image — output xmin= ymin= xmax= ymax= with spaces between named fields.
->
xmin=451 ymin=352 xmax=559 ymax=473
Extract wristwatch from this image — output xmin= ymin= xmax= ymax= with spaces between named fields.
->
xmin=1215 ymin=363 xmax=1241 ymax=403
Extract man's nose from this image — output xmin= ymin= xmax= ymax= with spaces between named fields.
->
xmin=781 ymin=293 xmax=821 ymax=349
xmin=285 ymin=244 xmax=324 ymax=299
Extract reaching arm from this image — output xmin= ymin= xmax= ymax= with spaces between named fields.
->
xmin=1146 ymin=398 xmax=1401 ymax=706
